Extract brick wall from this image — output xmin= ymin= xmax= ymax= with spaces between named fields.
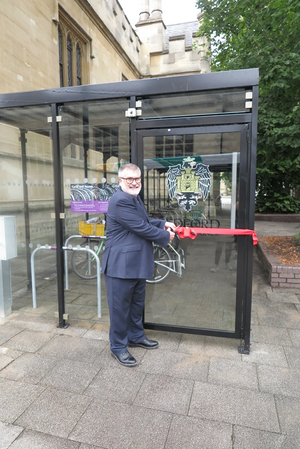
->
xmin=256 ymin=242 xmax=300 ymax=288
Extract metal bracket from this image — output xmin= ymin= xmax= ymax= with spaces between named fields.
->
xmin=125 ymin=108 xmax=142 ymax=118
xmin=55 ymin=312 xmax=69 ymax=320
xmin=238 ymin=344 xmax=250 ymax=355
xmin=125 ymin=101 xmax=142 ymax=118
xmin=47 ymin=116 xmax=62 ymax=123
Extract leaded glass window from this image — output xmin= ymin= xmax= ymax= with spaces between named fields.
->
xmin=76 ymin=44 xmax=82 ymax=86
xmin=67 ymin=36 xmax=72 ymax=87
xmin=155 ymin=135 xmax=194 ymax=158
xmin=58 ymin=26 xmax=63 ymax=88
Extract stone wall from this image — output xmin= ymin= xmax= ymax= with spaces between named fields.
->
xmin=0 ymin=0 xmax=206 ymax=94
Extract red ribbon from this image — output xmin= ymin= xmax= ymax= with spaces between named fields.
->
xmin=176 ymin=227 xmax=258 ymax=245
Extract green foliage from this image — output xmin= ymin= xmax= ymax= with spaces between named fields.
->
xmin=196 ymin=0 xmax=300 ymax=214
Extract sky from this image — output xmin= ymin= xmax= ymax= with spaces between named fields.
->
xmin=118 ymin=0 xmax=199 ymax=27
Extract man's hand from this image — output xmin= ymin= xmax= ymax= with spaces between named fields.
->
xmin=165 ymin=221 xmax=176 ymax=232
xmin=168 ymin=230 xmax=175 ymax=242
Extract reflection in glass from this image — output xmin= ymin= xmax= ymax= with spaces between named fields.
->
xmin=144 ymin=132 xmax=241 ymax=332
xmin=0 ymin=105 xmax=55 ymax=294
xmin=140 ymin=89 xmax=249 ymax=119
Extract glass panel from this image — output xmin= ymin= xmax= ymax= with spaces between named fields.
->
xmin=0 ymin=105 xmax=55 ymax=309
xmin=59 ymin=99 xmax=130 ymax=321
xmin=144 ymin=131 xmax=241 ymax=331
xmin=140 ymin=90 xmax=249 ymax=119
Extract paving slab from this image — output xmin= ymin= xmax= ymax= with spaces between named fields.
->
xmin=79 ymin=444 xmax=105 ymax=449
xmin=40 ymin=359 xmax=100 ymax=394
xmin=233 ymin=425 xmax=286 ymax=449
xmin=275 ymin=394 xmax=300 ymax=435
xmin=144 ymin=330 xmax=182 ymax=351
xmin=165 ymin=415 xmax=233 ymax=449
xmin=137 ymin=349 xmax=209 ymax=381
xmin=84 ymin=365 xmax=146 ymax=404
xmin=52 ymin=320 xmax=94 ymax=337
xmin=177 ymin=333 xmax=207 ymax=355
xmin=256 ymin=302 xmax=300 ymax=328
xmin=242 ymin=342 xmax=289 ymax=367
xmin=287 ymin=328 xmax=300 ymax=346
xmin=202 ymin=336 xmax=241 ymax=359
xmin=0 ymin=354 xmax=14 ymax=371
xmin=0 ymin=421 xmax=23 ymax=449
xmin=81 ymin=323 xmax=110 ymax=341
xmin=283 ymin=345 xmax=300 ymax=369
xmin=8 ymin=429 xmax=80 ymax=449
xmin=38 ymin=334 xmax=108 ymax=363
xmin=251 ymin=324 xmax=293 ymax=346
xmin=266 ymin=291 xmax=300 ymax=304
xmin=0 ymin=323 xmax=24 ymax=345
xmin=15 ymin=388 xmax=91 ymax=439
xmin=5 ymin=330 xmax=55 ymax=353
xmin=9 ymin=313 xmax=58 ymax=332
xmin=208 ymin=357 xmax=259 ymax=390
xmin=69 ymin=398 xmax=172 ymax=449
xmin=0 ymin=346 xmax=23 ymax=360
xmin=258 ymin=364 xmax=300 ymax=397
xmin=0 ymin=378 xmax=45 ymax=423
xmin=189 ymin=382 xmax=280 ymax=432
xmin=133 ymin=373 xmax=194 ymax=414
xmin=0 ymin=353 xmax=58 ymax=384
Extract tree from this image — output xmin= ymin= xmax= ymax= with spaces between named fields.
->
xmin=196 ymin=0 xmax=300 ymax=213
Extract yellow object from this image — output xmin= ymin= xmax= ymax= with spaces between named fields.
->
xmin=79 ymin=221 xmax=105 ymax=236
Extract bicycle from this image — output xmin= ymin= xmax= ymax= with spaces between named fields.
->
xmin=71 ymin=236 xmax=106 ymax=280
xmin=146 ymin=238 xmax=186 ymax=284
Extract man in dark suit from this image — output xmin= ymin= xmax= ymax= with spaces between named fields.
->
xmin=102 ymin=163 xmax=175 ymax=367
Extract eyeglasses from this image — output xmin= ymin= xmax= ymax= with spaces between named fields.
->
xmin=120 ymin=177 xmax=141 ymax=184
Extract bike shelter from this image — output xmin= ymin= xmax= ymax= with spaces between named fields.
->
xmin=0 ymin=68 xmax=258 ymax=353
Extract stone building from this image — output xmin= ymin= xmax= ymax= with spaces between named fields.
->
xmin=0 ymin=0 xmax=209 ymax=94
xmin=0 ymin=0 xmax=214 ymax=311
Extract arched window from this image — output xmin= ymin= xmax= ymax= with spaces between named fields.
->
xmin=67 ymin=35 xmax=73 ymax=87
xmin=57 ymin=8 xmax=90 ymax=87
xmin=58 ymin=26 xmax=63 ymax=87
xmin=76 ymin=44 xmax=82 ymax=86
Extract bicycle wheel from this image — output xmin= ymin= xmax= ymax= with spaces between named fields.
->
xmin=146 ymin=246 xmax=172 ymax=284
xmin=71 ymin=241 xmax=104 ymax=280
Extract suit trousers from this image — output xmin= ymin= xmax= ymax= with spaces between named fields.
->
xmin=104 ymin=275 xmax=146 ymax=354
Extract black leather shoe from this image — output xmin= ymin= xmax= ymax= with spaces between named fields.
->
xmin=111 ymin=351 xmax=137 ymax=367
xmin=128 ymin=337 xmax=159 ymax=349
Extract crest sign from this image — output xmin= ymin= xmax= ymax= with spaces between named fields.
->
xmin=167 ymin=157 xmax=211 ymax=212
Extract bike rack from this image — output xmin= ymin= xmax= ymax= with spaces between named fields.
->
xmin=64 ymin=234 xmax=106 ymax=290
xmin=31 ymin=245 xmax=102 ymax=317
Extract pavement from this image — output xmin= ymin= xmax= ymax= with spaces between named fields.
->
xmin=0 ymin=221 xmax=300 ymax=448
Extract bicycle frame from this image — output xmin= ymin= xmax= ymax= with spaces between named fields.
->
xmin=153 ymin=242 xmax=185 ymax=277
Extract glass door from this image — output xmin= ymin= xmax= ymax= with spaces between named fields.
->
xmin=138 ymin=125 xmax=249 ymax=336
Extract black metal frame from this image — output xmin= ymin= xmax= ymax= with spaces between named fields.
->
xmin=0 ymin=69 xmax=258 ymax=349
xmin=137 ymin=123 xmax=251 ymax=345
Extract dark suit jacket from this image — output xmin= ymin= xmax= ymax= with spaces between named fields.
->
xmin=102 ymin=187 xmax=170 ymax=279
